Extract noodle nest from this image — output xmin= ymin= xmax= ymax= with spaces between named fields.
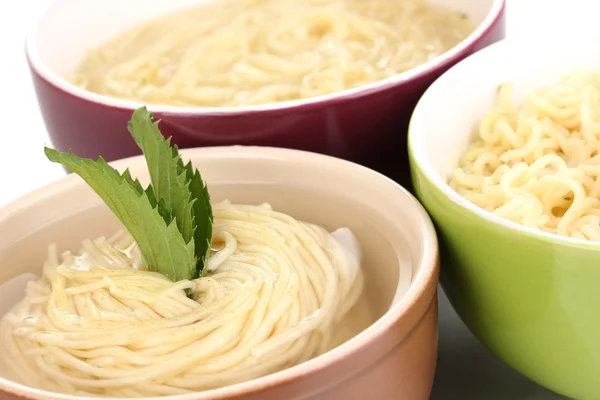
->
xmin=0 ymin=201 xmax=363 ymax=397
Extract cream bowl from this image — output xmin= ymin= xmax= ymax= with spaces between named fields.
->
xmin=0 ymin=146 xmax=439 ymax=400
xmin=25 ymin=0 xmax=505 ymax=187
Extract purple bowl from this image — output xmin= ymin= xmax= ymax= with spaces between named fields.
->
xmin=26 ymin=0 xmax=505 ymax=187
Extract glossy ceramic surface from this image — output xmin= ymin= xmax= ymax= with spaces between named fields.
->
xmin=408 ymin=38 xmax=600 ymax=399
xmin=0 ymin=146 xmax=439 ymax=400
xmin=25 ymin=0 xmax=505 ymax=188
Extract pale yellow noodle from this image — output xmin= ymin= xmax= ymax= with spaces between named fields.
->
xmin=0 ymin=201 xmax=364 ymax=397
xmin=450 ymin=71 xmax=600 ymax=241
xmin=69 ymin=0 xmax=474 ymax=107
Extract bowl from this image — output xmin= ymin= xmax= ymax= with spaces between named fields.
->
xmin=25 ymin=0 xmax=505 ymax=188
xmin=0 ymin=146 xmax=439 ymax=400
xmin=408 ymin=38 xmax=600 ymax=399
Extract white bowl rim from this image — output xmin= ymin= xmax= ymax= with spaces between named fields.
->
xmin=24 ymin=0 xmax=505 ymax=116
xmin=408 ymin=37 xmax=600 ymax=251
xmin=0 ymin=145 xmax=439 ymax=400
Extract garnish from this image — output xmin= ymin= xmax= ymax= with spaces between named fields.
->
xmin=44 ymin=107 xmax=213 ymax=281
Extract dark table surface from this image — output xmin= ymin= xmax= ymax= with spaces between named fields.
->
xmin=432 ymin=288 xmax=569 ymax=400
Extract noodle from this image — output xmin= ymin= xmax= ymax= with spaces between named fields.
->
xmin=0 ymin=200 xmax=364 ymax=397
xmin=70 ymin=0 xmax=474 ymax=107
xmin=450 ymin=71 xmax=600 ymax=240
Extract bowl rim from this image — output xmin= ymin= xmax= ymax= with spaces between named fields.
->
xmin=0 ymin=146 xmax=439 ymax=400
xmin=408 ymin=37 xmax=600 ymax=251
xmin=24 ymin=0 xmax=505 ymax=116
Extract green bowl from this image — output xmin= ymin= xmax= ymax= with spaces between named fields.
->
xmin=408 ymin=38 xmax=600 ymax=400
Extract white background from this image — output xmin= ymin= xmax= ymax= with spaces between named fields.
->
xmin=0 ymin=0 xmax=594 ymax=206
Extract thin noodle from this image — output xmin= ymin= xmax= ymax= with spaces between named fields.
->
xmin=70 ymin=0 xmax=474 ymax=107
xmin=0 ymin=201 xmax=364 ymax=397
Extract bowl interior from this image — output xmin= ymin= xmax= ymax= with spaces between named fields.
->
xmin=410 ymin=38 xmax=600 ymax=194
xmin=0 ymin=146 xmax=436 ymax=399
xmin=28 ymin=0 xmax=499 ymax=109
xmin=407 ymin=39 xmax=600 ymax=399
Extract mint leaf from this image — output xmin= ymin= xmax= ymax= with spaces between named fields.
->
xmin=180 ymin=157 xmax=213 ymax=274
xmin=43 ymin=107 xmax=214 ymax=282
xmin=127 ymin=108 xmax=195 ymax=245
xmin=121 ymin=169 xmax=144 ymax=194
xmin=44 ymin=147 xmax=196 ymax=282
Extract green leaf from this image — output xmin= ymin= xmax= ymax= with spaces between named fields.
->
xmin=121 ymin=169 xmax=144 ymax=195
xmin=43 ymin=107 xmax=214 ymax=283
xmin=180 ymin=158 xmax=213 ymax=274
xmin=44 ymin=147 xmax=195 ymax=282
xmin=127 ymin=107 xmax=195 ymax=245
